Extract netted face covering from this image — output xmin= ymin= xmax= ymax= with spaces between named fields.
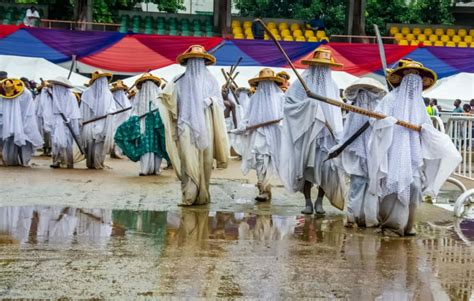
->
xmin=342 ymin=89 xmax=383 ymax=162
xmin=376 ymin=73 xmax=431 ymax=204
xmin=81 ymin=77 xmax=115 ymax=116
xmin=51 ymin=85 xmax=80 ymax=119
xmin=134 ymin=80 xmax=161 ymax=116
xmin=176 ymin=58 xmax=222 ymax=150
xmin=112 ymin=89 xmax=131 ymax=110
xmin=246 ymin=81 xmax=283 ymax=126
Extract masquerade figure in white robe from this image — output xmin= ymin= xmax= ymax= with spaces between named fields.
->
xmin=115 ymin=74 xmax=168 ymax=176
xmin=1 ymin=79 xmax=43 ymax=166
xmin=337 ymin=78 xmax=387 ymax=227
xmin=35 ymin=84 xmax=52 ymax=156
xmin=160 ymin=45 xmax=229 ymax=206
xmin=110 ymin=80 xmax=131 ymax=159
xmin=40 ymin=77 xmax=81 ymax=169
xmin=279 ymin=48 xmax=346 ymax=215
xmin=234 ymin=68 xmax=284 ymax=201
xmin=225 ymin=86 xmax=251 ymax=156
xmin=368 ymin=59 xmax=461 ymax=236
xmin=80 ymin=71 xmax=116 ymax=170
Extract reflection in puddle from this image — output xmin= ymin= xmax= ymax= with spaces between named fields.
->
xmin=0 ymin=206 xmax=473 ymax=299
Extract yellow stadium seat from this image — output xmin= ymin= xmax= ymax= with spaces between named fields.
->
xmin=270 ymin=28 xmax=279 ymax=35
xmin=264 ymin=34 xmax=269 ymax=40
xmin=278 ymin=22 xmax=288 ymax=30
xmin=401 ymin=27 xmax=410 ymax=35
xmin=464 ymin=36 xmax=473 ymax=43
xmin=320 ymin=37 xmax=329 ymax=42
xmin=410 ymin=40 xmax=419 ymax=46
xmin=283 ymin=36 xmax=294 ymax=41
xmin=423 ymin=28 xmax=433 ymax=36
xmin=470 ymin=42 xmax=474 ymax=48
xmin=412 ymin=27 xmax=421 ymax=35
xmin=398 ymin=39 xmax=409 ymax=46
xmin=440 ymin=35 xmax=450 ymax=43
xmin=434 ymin=41 xmax=444 ymax=47
xmin=304 ymin=30 xmax=315 ymax=38
xmin=316 ymin=30 xmax=326 ymax=39
xmin=234 ymin=33 xmax=244 ymax=39
xmin=274 ymin=35 xmax=281 ymax=41
xmin=389 ymin=26 xmax=399 ymax=35
xmin=231 ymin=20 xmax=241 ymax=27
xmin=428 ymin=34 xmax=438 ymax=42
xmin=435 ymin=28 xmax=444 ymax=36
xmin=422 ymin=40 xmax=432 ymax=46
xmin=452 ymin=35 xmax=461 ymax=43
xmin=232 ymin=27 xmax=242 ymax=35
xmin=290 ymin=23 xmax=300 ymax=31
xmin=243 ymin=21 xmax=252 ymax=29
xmin=458 ymin=42 xmax=467 ymax=48
xmin=417 ymin=34 xmax=427 ymax=42
xmin=293 ymin=29 xmax=303 ymax=38
xmin=446 ymin=28 xmax=455 ymax=37
xmin=268 ymin=22 xmax=276 ymax=29
xmin=446 ymin=41 xmax=455 ymax=47
xmin=296 ymin=36 xmax=306 ymax=42
xmin=458 ymin=29 xmax=467 ymax=37
xmin=470 ymin=29 xmax=474 ymax=36
xmin=394 ymin=33 xmax=404 ymax=41
xmin=307 ymin=36 xmax=318 ymax=42
xmin=281 ymin=29 xmax=291 ymax=37
xmin=405 ymin=33 xmax=415 ymax=41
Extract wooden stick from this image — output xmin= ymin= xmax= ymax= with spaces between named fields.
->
xmin=230 ymin=118 xmax=283 ymax=134
xmin=254 ymin=19 xmax=421 ymax=132
xmin=82 ymin=107 xmax=132 ymax=125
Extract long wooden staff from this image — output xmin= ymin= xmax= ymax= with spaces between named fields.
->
xmin=254 ymin=19 xmax=421 ymax=132
xmin=229 ymin=118 xmax=283 ymax=134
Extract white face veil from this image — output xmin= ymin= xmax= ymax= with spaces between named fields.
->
xmin=286 ymin=65 xmax=343 ymax=138
xmin=51 ymin=85 xmax=81 ymax=120
xmin=176 ymin=58 xmax=221 ymax=150
xmin=375 ymin=73 xmax=431 ymax=204
xmin=112 ymin=89 xmax=131 ymax=111
xmin=81 ymin=77 xmax=115 ymax=117
xmin=133 ymin=80 xmax=160 ymax=116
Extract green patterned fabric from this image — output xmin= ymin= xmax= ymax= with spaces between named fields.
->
xmin=114 ymin=112 xmax=169 ymax=162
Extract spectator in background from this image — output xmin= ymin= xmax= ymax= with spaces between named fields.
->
xmin=251 ymin=20 xmax=264 ymax=40
xmin=307 ymin=15 xmax=325 ymax=31
xmin=463 ymin=104 xmax=471 ymax=115
xmin=0 ymin=71 xmax=7 ymax=81
xmin=470 ymin=99 xmax=474 ymax=112
xmin=430 ymin=98 xmax=441 ymax=114
xmin=24 ymin=6 xmax=40 ymax=27
xmin=453 ymin=99 xmax=464 ymax=113
xmin=424 ymin=97 xmax=434 ymax=116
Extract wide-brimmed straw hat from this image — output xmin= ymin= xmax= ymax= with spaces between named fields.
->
xmin=343 ymin=77 xmax=387 ymax=99
xmin=387 ymin=58 xmax=437 ymax=90
xmin=88 ymin=70 xmax=113 ymax=86
xmin=248 ymin=68 xmax=285 ymax=87
xmin=301 ymin=48 xmax=343 ymax=68
xmin=276 ymin=71 xmax=291 ymax=81
xmin=73 ymin=91 xmax=81 ymax=104
xmin=0 ymin=78 xmax=25 ymax=99
xmin=37 ymin=80 xmax=50 ymax=92
xmin=48 ymin=76 xmax=73 ymax=89
xmin=128 ymin=88 xmax=137 ymax=99
xmin=110 ymin=80 xmax=129 ymax=92
xmin=177 ymin=45 xmax=216 ymax=66
xmin=134 ymin=73 xmax=162 ymax=89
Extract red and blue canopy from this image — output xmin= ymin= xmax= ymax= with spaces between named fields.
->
xmin=0 ymin=25 xmax=472 ymax=78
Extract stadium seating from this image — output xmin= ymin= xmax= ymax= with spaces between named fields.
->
xmin=389 ymin=24 xmax=474 ymax=47
xmin=230 ymin=19 xmax=328 ymax=42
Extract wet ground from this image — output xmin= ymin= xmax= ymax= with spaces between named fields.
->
xmin=1 ymin=157 xmax=473 ymax=299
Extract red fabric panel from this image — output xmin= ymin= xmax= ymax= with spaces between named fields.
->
xmin=0 ymin=25 xmax=20 ymax=39
xmin=134 ymin=35 xmax=223 ymax=62
xmin=294 ymin=43 xmax=417 ymax=76
xmin=79 ymin=35 xmax=173 ymax=72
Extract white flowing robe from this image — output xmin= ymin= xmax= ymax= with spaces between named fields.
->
xmin=367 ymin=74 xmax=462 ymax=235
xmin=1 ymin=89 xmax=43 ymax=166
xmin=159 ymin=58 xmax=229 ymax=205
xmin=239 ymin=81 xmax=284 ymax=195
xmin=279 ymin=65 xmax=346 ymax=210
xmin=40 ymin=85 xmax=81 ymax=166
xmin=80 ymin=77 xmax=116 ymax=169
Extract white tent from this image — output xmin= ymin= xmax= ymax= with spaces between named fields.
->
xmin=123 ymin=64 xmax=359 ymax=90
xmin=0 ymin=55 xmax=89 ymax=87
xmin=424 ymin=72 xmax=474 ymax=101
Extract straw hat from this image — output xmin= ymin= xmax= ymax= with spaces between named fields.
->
xmin=37 ymin=80 xmax=50 ymax=92
xmin=128 ymin=88 xmax=137 ymax=99
xmin=248 ymin=68 xmax=285 ymax=87
xmin=48 ymin=76 xmax=73 ymax=89
xmin=88 ymin=70 xmax=112 ymax=86
xmin=177 ymin=45 xmax=216 ymax=66
xmin=110 ymin=80 xmax=129 ymax=92
xmin=387 ymin=58 xmax=437 ymax=90
xmin=276 ymin=71 xmax=291 ymax=81
xmin=301 ymin=48 xmax=343 ymax=68
xmin=73 ymin=91 xmax=81 ymax=104
xmin=343 ymin=77 xmax=387 ymax=99
xmin=134 ymin=73 xmax=162 ymax=89
xmin=0 ymin=78 xmax=25 ymax=99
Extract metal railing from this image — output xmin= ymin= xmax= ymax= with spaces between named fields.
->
xmin=446 ymin=116 xmax=474 ymax=180
xmin=40 ymin=19 xmax=120 ymax=32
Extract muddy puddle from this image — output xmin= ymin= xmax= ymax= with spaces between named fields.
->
xmin=0 ymin=205 xmax=473 ymax=299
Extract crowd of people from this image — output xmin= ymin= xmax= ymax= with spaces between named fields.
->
xmin=0 ymin=45 xmax=463 ymax=236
